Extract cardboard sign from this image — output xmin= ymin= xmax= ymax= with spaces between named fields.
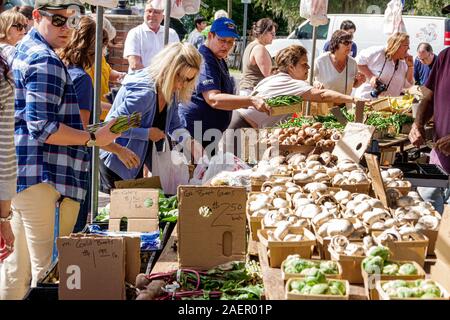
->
xmin=435 ymin=206 xmax=450 ymax=265
xmin=57 ymin=235 xmax=126 ymax=300
xmin=177 ymin=186 xmax=247 ymax=270
xmin=332 ymin=122 xmax=375 ymax=163
xmin=431 ymin=259 xmax=450 ymax=293
xmin=365 ymin=153 xmax=389 ymax=207
xmin=109 ymin=189 xmax=159 ymax=233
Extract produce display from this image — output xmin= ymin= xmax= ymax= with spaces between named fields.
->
xmin=266 ymin=95 xmax=302 ymax=107
xmin=283 ymin=255 xmax=340 ymax=276
xmin=259 ymin=123 xmax=341 ymax=148
xmin=380 ymin=280 xmax=445 ymax=299
xmin=287 ymin=270 xmax=347 ymax=296
xmin=380 ymin=168 xmax=411 ymax=189
xmin=135 ymin=261 xmax=263 ymax=300
xmin=87 ymin=111 xmax=142 ymax=134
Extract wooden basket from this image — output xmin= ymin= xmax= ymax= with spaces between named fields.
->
xmin=285 ymin=278 xmax=350 ymax=300
xmin=328 ymin=247 xmax=366 ymax=284
xmin=376 ymin=279 xmax=450 ymax=300
xmin=258 ymin=228 xmax=316 ymax=268
xmin=269 ymin=103 xmax=303 ymax=116
xmin=372 ymin=231 xmax=429 ymax=267
xmin=361 ymin=260 xmax=426 ymax=300
xmin=332 ymin=183 xmax=371 ymax=194
xmin=281 ymin=258 xmax=343 ymax=281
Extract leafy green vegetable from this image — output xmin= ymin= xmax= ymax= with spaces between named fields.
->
xmin=283 ymin=256 xmax=338 ymax=275
xmin=382 ymin=263 xmax=399 ymax=275
xmin=329 ymin=281 xmax=346 ymax=295
xmin=362 ymin=255 xmax=384 ymax=274
xmin=303 ymin=268 xmax=327 ymax=285
xmin=367 ymin=246 xmax=391 ymax=261
xmin=398 ymin=263 xmax=418 ymax=276
xmin=266 ymin=95 xmax=302 ymax=107
xmin=310 ymin=283 xmax=329 ymax=295
xmin=290 ymin=280 xmax=306 ymax=292
xmin=319 ymin=261 xmax=339 ymax=274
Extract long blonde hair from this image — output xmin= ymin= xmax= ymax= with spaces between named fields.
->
xmin=148 ymin=42 xmax=202 ymax=103
xmin=0 ymin=8 xmax=28 ymax=43
xmin=385 ymin=32 xmax=409 ymax=60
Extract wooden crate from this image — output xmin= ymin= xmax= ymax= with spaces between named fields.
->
xmin=372 ymin=231 xmax=429 ymax=267
xmin=285 ymin=278 xmax=350 ymax=300
xmin=361 ymin=260 xmax=426 ymax=300
xmin=270 ymin=103 xmax=303 ymax=116
xmin=332 ymin=183 xmax=371 ymax=194
xmin=376 ymin=280 xmax=450 ymax=300
xmin=258 ymin=228 xmax=316 ymax=268
xmin=281 ymin=258 xmax=343 ymax=281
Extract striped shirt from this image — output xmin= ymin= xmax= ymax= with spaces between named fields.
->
xmin=0 ymin=49 xmax=16 ymax=190
xmin=13 ymin=29 xmax=89 ymax=202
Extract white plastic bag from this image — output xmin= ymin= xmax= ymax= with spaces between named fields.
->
xmin=384 ymin=0 xmax=407 ymax=35
xmin=152 ymin=139 xmax=190 ymax=195
xmin=299 ymin=0 xmax=329 ymax=27
xmin=201 ymin=152 xmax=251 ymax=185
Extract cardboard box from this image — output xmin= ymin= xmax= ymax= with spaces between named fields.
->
xmin=372 ymin=231 xmax=429 ymax=267
xmin=109 ymin=189 xmax=159 ymax=233
xmin=57 ymin=235 xmax=126 ymax=300
xmin=332 ymin=122 xmax=375 ymax=163
xmin=361 ymin=260 xmax=425 ymax=300
xmin=376 ymin=279 xmax=450 ymax=300
xmin=285 ymin=278 xmax=350 ymax=300
xmin=281 ymin=258 xmax=343 ymax=281
xmin=431 ymin=259 xmax=450 ymax=293
xmin=258 ymin=228 xmax=316 ymax=268
xmin=177 ymin=186 xmax=247 ymax=270
xmin=435 ymin=205 xmax=450 ymax=265
xmin=114 ymin=176 xmax=162 ymax=189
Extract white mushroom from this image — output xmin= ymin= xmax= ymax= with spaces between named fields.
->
xmin=415 ymin=215 xmax=440 ymax=231
xmin=274 ymin=221 xmax=290 ymax=241
xmin=326 ymin=219 xmax=354 ymax=237
xmin=273 ymin=198 xmax=289 ymax=209
xmin=312 ymin=211 xmax=334 ymax=227
xmin=304 ymin=182 xmax=328 ymax=193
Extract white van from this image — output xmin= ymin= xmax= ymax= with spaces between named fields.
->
xmin=267 ymin=14 xmax=449 ymax=60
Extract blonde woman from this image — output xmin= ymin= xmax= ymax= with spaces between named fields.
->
xmin=355 ymin=32 xmax=414 ymax=100
xmin=0 ymin=8 xmax=27 ymax=64
xmin=99 ymin=42 xmax=203 ymax=193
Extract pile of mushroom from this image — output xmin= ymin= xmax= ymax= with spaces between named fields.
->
xmin=394 ymin=192 xmax=441 ymax=232
xmin=328 ymin=160 xmax=370 ymax=186
xmin=374 ymin=224 xmax=426 ymax=243
xmin=381 ymin=168 xmax=412 ymax=189
xmin=266 ymin=221 xmax=305 ymax=242
xmin=259 ymin=123 xmax=341 ymax=148
xmin=328 ymin=235 xmax=375 ymax=256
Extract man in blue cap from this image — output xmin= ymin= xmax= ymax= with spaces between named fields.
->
xmin=179 ymin=17 xmax=270 ymax=156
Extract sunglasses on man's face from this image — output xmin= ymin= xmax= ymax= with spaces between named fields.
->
xmin=340 ymin=40 xmax=353 ymax=46
xmin=38 ymin=10 xmax=80 ymax=29
xmin=11 ymin=23 xmax=27 ymax=32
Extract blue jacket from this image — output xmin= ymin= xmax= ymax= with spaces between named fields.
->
xmin=100 ymin=68 xmax=187 ymax=180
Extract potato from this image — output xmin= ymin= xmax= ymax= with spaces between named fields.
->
xmin=135 ymin=273 xmax=151 ymax=290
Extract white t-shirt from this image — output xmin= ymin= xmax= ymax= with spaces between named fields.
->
xmin=237 ymin=72 xmax=313 ymax=128
xmin=314 ymin=52 xmax=357 ymax=95
xmin=123 ymin=23 xmax=180 ymax=71
xmin=354 ymin=46 xmax=412 ymax=100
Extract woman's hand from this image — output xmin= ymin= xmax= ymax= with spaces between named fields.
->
xmin=251 ymin=96 xmax=272 ymax=115
xmin=313 ymin=81 xmax=324 ymax=89
xmin=369 ymin=76 xmax=378 ymax=88
xmin=149 ymin=128 xmax=166 ymax=142
xmin=117 ymin=146 xmax=140 ymax=169
xmin=353 ymin=72 xmax=366 ymax=88
xmin=1 ymin=220 xmax=15 ymax=258
xmin=405 ymin=54 xmax=414 ymax=67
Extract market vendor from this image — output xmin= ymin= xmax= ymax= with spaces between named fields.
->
xmin=409 ymin=45 xmax=450 ymax=214
xmin=355 ymin=32 xmax=414 ymax=100
xmin=99 ymin=42 xmax=203 ymax=194
xmin=178 ymin=17 xmax=271 ymax=151
xmin=229 ymin=45 xmax=364 ymax=129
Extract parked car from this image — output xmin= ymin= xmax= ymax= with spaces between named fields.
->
xmin=267 ymin=14 xmax=450 ymax=60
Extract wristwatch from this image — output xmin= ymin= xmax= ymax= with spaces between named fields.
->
xmin=85 ymin=132 xmax=97 ymax=147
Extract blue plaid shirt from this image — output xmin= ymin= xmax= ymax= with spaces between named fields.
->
xmin=13 ymin=29 xmax=89 ymax=202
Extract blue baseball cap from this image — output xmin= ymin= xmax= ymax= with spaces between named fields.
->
xmin=210 ymin=17 xmax=240 ymax=39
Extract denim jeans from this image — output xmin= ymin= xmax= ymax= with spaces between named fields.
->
xmin=417 ymin=187 xmax=450 ymax=214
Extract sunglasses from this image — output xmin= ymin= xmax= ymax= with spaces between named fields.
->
xmin=340 ymin=40 xmax=353 ymax=46
xmin=38 ymin=10 xmax=80 ymax=29
xmin=11 ymin=23 xmax=27 ymax=32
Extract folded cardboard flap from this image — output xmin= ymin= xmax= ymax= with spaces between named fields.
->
xmin=434 ymin=206 xmax=450 ymax=265
xmin=114 ymin=176 xmax=162 ymax=189
xmin=109 ymin=188 xmax=159 ymax=232
xmin=57 ymin=235 xmax=126 ymax=300
xmin=177 ymin=186 xmax=247 ymax=270
xmin=332 ymin=122 xmax=375 ymax=163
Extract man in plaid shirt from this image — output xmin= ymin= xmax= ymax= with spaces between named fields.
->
xmin=0 ymin=0 xmax=119 ymax=299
